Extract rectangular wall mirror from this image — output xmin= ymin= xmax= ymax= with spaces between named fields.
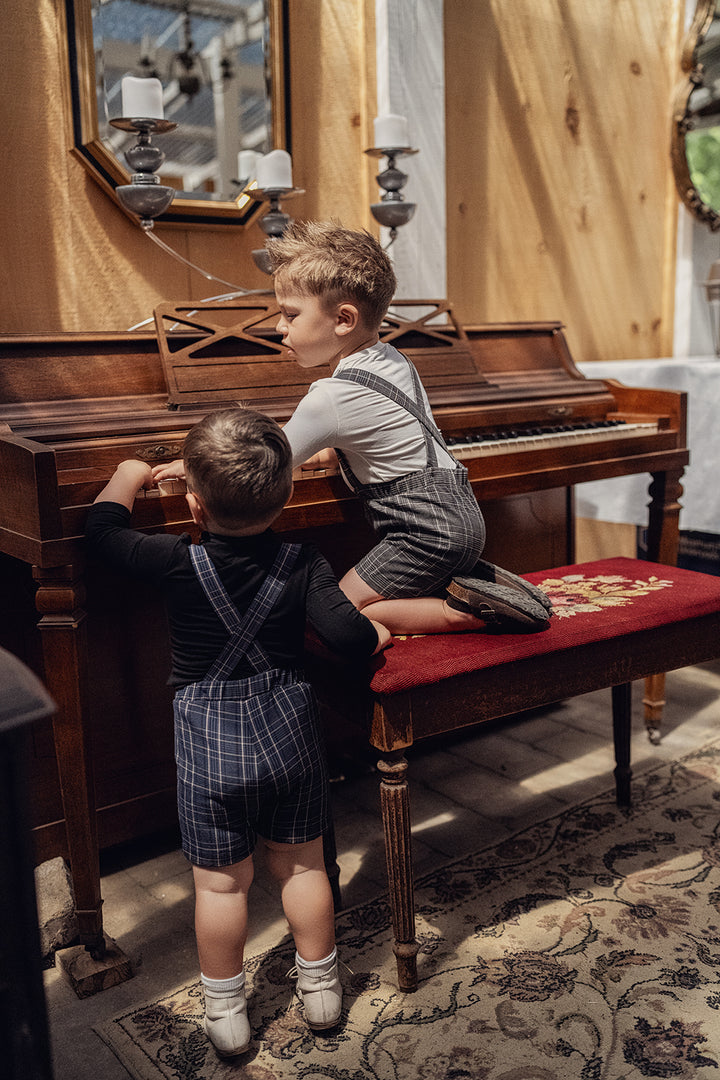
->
xmin=65 ymin=0 xmax=289 ymax=226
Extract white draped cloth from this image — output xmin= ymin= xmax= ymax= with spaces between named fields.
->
xmin=575 ymin=357 xmax=720 ymax=535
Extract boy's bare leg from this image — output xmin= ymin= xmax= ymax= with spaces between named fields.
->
xmin=339 ymin=567 xmax=484 ymax=635
xmin=193 ymin=858 xmax=254 ymax=979
xmin=361 ymin=596 xmax=484 ymax=634
xmin=264 ymin=837 xmax=336 ymax=961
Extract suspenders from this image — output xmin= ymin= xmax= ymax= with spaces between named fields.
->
xmin=333 ymin=356 xmax=453 ymax=471
xmin=188 ymin=542 xmax=300 ymax=679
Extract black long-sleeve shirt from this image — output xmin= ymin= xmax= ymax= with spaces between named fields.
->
xmin=85 ymin=501 xmax=379 ymax=688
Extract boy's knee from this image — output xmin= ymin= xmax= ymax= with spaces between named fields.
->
xmin=193 ymin=857 xmax=254 ymax=894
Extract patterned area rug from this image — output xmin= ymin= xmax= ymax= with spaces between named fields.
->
xmin=95 ymin=741 xmax=720 ymax=1079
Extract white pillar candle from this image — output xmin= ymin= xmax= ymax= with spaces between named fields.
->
xmin=237 ymin=149 xmax=260 ymax=181
xmin=373 ymin=113 xmax=409 ymax=148
xmin=121 ymin=75 xmax=164 ymax=119
xmin=255 ymin=149 xmax=293 ymax=190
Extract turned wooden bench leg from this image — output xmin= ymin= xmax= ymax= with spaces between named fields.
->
xmin=612 ymin=682 xmax=632 ymax=807
xmin=377 ymin=750 xmax=419 ymax=992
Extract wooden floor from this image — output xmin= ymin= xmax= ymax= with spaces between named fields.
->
xmin=42 ymin=659 xmax=720 ymax=1080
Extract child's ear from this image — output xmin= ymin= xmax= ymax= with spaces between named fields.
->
xmin=186 ymin=490 xmax=208 ymax=529
xmin=335 ymin=303 xmax=360 ymax=335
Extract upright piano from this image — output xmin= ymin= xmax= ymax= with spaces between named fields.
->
xmin=0 ymin=299 xmax=688 ymax=957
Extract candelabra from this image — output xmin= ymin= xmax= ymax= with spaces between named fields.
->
xmin=110 ymin=112 xmax=255 ymax=294
xmin=109 ymin=116 xmax=178 ymax=228
xmin=365 ymin=145 xmax=418 ymax=245
xmin=111 ymin=80 xmax=302 ymax=287
xmin=244 ymin=186 xmax=305 ymax=274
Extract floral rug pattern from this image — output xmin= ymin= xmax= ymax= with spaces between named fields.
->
xmin=96 ymin=742 xmax=720 ymax=1079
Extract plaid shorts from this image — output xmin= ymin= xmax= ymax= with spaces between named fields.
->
xmin=174 ymin=668 xmax=329 ymax=867
xmin=355 ymin=466 xmax=486 ymax=598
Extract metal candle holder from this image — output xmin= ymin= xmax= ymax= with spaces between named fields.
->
xmin=109 ymin=116 xmax=178 ymax=228
xmin=244 ymin=186 xmax=305 ymax=274
xmin=365 ymin=146 xmax=419 ymax=244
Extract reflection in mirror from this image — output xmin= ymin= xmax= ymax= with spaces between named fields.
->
xmin=672 ymin=0 xmax=720 ymax=230
xmin=66 ymin=0 xmax=288 ymax=226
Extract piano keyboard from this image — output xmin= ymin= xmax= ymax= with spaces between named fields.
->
xmin=293 ymin=419 xmax=660 ymax=479
xmin=447 ymin=419 xmax=658 ymax=459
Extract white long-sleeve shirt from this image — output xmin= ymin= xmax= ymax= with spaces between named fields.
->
xmin=283 ymin=342 xmax=456 ymax=487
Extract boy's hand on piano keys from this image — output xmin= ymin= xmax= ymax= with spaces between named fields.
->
xmin=298 ymin=448 xmax=339 ymax=476
xmin=152 ymin=459 xmax=185 ymax=484
xmin=94 ymin=460 xmax=155 ymax=511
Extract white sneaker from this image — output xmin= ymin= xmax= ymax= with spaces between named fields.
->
xmin=203 ymin=984 xmax=251 ymax=1056
xmin=291 ymin=953 xmax=343 ymax=1030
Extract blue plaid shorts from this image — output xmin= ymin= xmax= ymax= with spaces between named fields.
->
xmin=173 ymin=668 xmax=329 ymax=867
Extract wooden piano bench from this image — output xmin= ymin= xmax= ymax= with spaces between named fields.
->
xmin=308 ymin=556 xmax=720 ymax=993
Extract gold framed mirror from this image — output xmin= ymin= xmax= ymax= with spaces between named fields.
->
xmin=65 ymin=0 xmax=289 ymax=227
xmin=672 ymin=0 xmax=720 ymax=231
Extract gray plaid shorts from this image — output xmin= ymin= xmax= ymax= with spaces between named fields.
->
xmin=355 ymin=466 xmax=486 ymax=598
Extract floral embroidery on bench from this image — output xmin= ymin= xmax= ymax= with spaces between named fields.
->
xmin=539 ymin=572 xmax=675 ymax=619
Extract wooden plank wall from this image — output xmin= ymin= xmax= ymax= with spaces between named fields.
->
xmin=445 ymin=1 xmax=684 ymax=363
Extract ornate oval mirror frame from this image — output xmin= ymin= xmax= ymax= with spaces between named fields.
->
xmin=64 ymin=0 xmax=290 ymax=227
xmin=671 ymin=0 xmax=720 ymax=231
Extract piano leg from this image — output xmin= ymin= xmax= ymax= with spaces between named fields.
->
xmin=641 ymin=467 xmax=685 ymax=742
xmin=646 ymin=468 xmax=684 ymax=566
xmin=33 ymin=565 xmax=132 ymax=994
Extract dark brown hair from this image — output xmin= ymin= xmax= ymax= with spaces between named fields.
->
xmin=183 ymin=408 xmax=292 ymax=529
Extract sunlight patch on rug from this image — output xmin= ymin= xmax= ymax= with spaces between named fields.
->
xmin=95 ymin=741 xmax=720 ymax=1079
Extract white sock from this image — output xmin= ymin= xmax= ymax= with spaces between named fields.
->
xmin=295 ymin=947 xmax=337 ymax=972
xmin=201 ymin=970 xmax=245 ymax=994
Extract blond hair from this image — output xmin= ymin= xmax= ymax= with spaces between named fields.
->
xmin=183 ymin=408 xmax=292 ymax=530
xmin=268 ymin=220 xmax=397 ymax=331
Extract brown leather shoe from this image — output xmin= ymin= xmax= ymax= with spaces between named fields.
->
xmin=467 ymin=559 xmax=553 ymax=612
xmin=447 ymin=578 xmax=551 ymax=629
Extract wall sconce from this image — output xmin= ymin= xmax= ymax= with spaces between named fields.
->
xmin=109 ymin=92 xmax=301 ymax=294
xmin=243 ymin=150 xmax=304 ymax=274
xmin=365 ymin=114 xmax=418 ymax=247
xmin=111 ymin=118 xmax=179 ymax=227
xmin=111 ymin=76 xmax=177 ymax=229
xmin=110 ymin=76 xmax=250 ymax=294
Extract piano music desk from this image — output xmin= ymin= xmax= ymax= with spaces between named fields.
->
xmin=309 ymin=556 xmax=720 ymax=992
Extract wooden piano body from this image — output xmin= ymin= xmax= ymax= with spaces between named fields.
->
xmin=0 ymin=299 xmax=688 ymax=955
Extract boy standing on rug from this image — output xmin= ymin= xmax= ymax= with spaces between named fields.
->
xmin=86 ymin=407 xmax=390 ymax=1058
xmin=154 ymin=221 xmax=551 ymax=633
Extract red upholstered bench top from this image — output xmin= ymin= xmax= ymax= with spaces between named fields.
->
xmin=367 ymin=557 xmax=720 ymax=696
